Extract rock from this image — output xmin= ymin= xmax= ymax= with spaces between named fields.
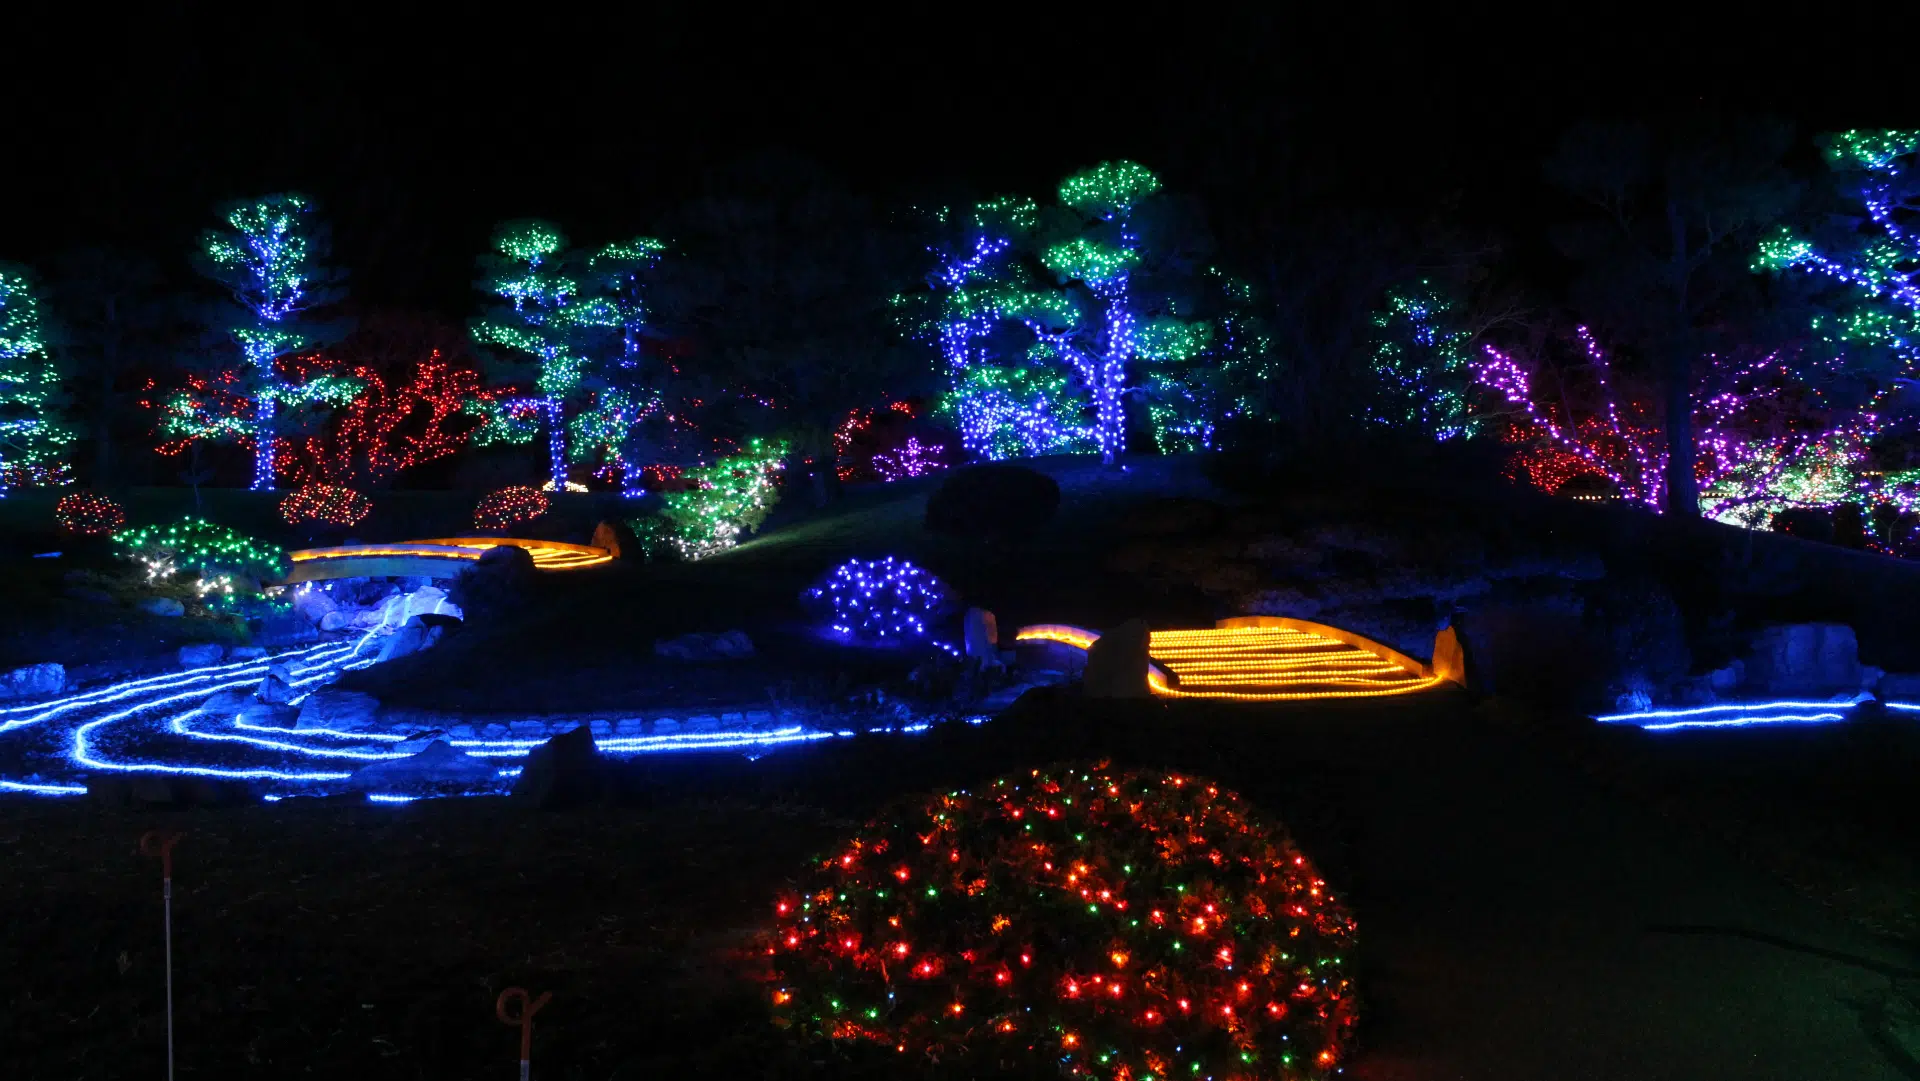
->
xmin=415 ymin=612 xmax=463 ymax=634
xmin=653 ymin=718 xmax=681 ymax=735
xmin=1612 ymin=689 xmax=1652 ymax=713
xmin=613 ymin=719 xmax=644 ymax=736
xmin=319 ymin=611 xmax=354 ymax=632
xmin=0 ymin=662 xmax=64 ymax=700
xmin=591 ymin=520 xmax=634 ymax=560
xmin=448 ymin=724 xmax=477 ymax=739
xmin=481 ymin=723 xmax=511 ymax=739
xmin=588 ymin=719 xmax=613 ymax=738
xmin=964 ymin=608 xmax=1000 ymax=663
xmin=230 ymin=646 xmax=268 ymax=660
xmin=374 ymin=586 xmax=456 ymax=629
xmin=1708 ymin=660 xmax=1745 ymax=694
xmin=1431 ymin=625 xmax=1467 ymax=686
xmin=295 ymin=689 xmax=381 ymax=732
xmin=292 ymin=587 xmax=338 ymax=627
xmin=350 ymin=609 xmax=387 ymax=630
xmin=510 ymin=726 xmax=606 ymax=809
xmin=374 ymin=619 xmax=442 ymax=663
xmin=65 ymin=586 xmax=115 ymax=604
xmin=1083 ymin=619 xmax=1151 ymax=699
xmin=686 ymin=715 xmax=719 ymax=732
xmin=178 ymin=643 xmax=225 ymax=668
xmin=349 ymin=740 xmax=495 ymax=787
xmin=258 ymin=664 xmax=300 ymax=705
xmin=1875 ymin=672 xmax=1920 ymax=701
xmin=450 ymin=544 xmax=536 ymax=620
xmin=138 ymin=597 xmax=185 ymax=617
xmin=87 ymin=774 xmax=258 ymax=808
xmin=654 ymin=630 xmax=755 ymax=660
xmin=1743 ymin=623 xmax=1869 ymax=696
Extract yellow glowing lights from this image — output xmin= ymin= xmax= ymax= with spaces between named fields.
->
xmin=289 ymin=537 xmax=612 ymax=573
xmin=1017 ymin=619 xmax=1447 ymax=701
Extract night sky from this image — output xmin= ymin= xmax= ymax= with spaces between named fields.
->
xmin=4 ymin=14 xmax=1895 ymax=316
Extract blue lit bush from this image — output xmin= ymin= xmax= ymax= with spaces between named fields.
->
xmin=803 ymin=557 xmax=955 ymax=647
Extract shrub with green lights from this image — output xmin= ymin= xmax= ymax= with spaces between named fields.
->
xmin=112 ymin=518 xmax=289 ymax=584
xmin=632 ymin=438 xmax=787 ymax=560
xmin=766 ymin=762 xmax=1359 ymax=1080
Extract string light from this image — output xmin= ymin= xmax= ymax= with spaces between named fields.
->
xmin=280 ymin=483 xmax=372 ymax=527
xmin=1366 ymin=280 xmax=1477 ymax=440
xmin=195 ymin=194 xmax=349 ymax=491
xmin=0 ymin=265 xmax=73 ymax=496
xmin=54 ymin=492 xmax=124 ymax=535
xmin=766 ymin=762 xmax=1357 ymax=1080
xmin=473 ymin=486 xmax=549 ymax=531
xmin=112 ymin=518 xmax=289 ymax=583
xmin=1015 ymin=623 xmax=1445 ymax=700
xmin=1593 ymin=699 xmax=1859 ymax=730
xmin=633 ymin=438 xmax=787 ymax=560
xmin=804 ymin=556 xmax=954 ymax=645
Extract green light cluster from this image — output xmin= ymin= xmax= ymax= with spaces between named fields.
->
xmin=1363 ymin=280 xmax=1479 ymax=441
xmin=1824 ymin=129 xmax=1920 ymax=171
xmin=0 ymin=265 xmax=73 ymax=492
xmin=1042 ymin=238 xmax=1139 ymax=287
xmin=1701 ymin=434 xmax=1866 ymax=528
xmin=633 ymin=438 xmax=788 ymax=561
xmin=112 ymin=517 xmax=289 ymax=583
xmin=1059 ymin=160 xmax=1162 ymax=219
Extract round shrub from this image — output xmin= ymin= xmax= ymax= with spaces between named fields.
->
xmin=280 ymin=483 xmax=372 ymax=528
xmin=802 ymin=556 xmax=954 ymax=645
xmin=473 ymin=485 xmax=549 ymax=531
xmin=766 ymin=762 xmax=1358 ymax=1079
xmin=924 ymin=463 xmax=1060 ymax=540
xmin=54 ymin=491 xmax=125 ymax=535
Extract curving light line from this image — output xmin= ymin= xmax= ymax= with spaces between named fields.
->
xmin=1640 ymin=712 xmax=1849 ymax=731
xmin=0 ymin=642 xmax=349 ymax=732
xmin=1594 ymin=700 xmax=1856 ymax=724
xmin=1 ymin=778 xmax=86 ymax=796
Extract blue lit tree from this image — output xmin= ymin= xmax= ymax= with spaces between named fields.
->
xmin=0 ymin=265 xmax=74 ymax=494
xmin=569 ymin=236 xmax=694 ymax=497
xmin=917 ymin=162 xmax=1214 ymax=464
xmin=1756 ymin=129 xmax=1920 ymax=390
xmin=193 ymin=193 xmax=354 ymax=490
xmin=1363 ymin=279 xmax=1479 ymax=440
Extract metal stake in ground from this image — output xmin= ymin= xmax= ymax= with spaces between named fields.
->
xmin=496 ymin=987 xmax=551 ymax=1081
xmin=139 ymin=831 xmax=184 ymax=1081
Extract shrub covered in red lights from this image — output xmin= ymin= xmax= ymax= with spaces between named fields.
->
xmin=54 ymin=491 xmax=125 ymax=536
xmin=765 ymin=762 xmax=1358 ymax=1080
xmin=279 ymin=483 xmax=373 ymax=528
xmin=473 ymin=485 xmax=549 ymax=531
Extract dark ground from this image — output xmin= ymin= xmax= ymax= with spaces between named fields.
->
xmin=6 ymin=690 xmax=1916 ymax=1080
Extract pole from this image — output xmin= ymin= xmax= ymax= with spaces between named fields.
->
xmin=140 ymin=831 xmax=183 ymax=1081
xmin=496 ymin=987 xmax=551 ymax=1081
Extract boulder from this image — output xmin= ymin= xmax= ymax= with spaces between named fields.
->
xmin=178 ymin=643 xmax=225 ymax=668
xmin=654 ymin=630 xmax=755 ymax=661
xmin=230 ymin=646 xmax=268 ymax=661
xmin=319 ymin=611 xmax=355 ymax=633
xmin=295 ymin=689 xmax=381 ymax=732
xmin=258 ymin=664 xmax=300 ymax=705
xmin=1431 ymin=625 xmax=1468 ymax=687
xmin=1742 ymin=623 xmax=1873 ymax=696
xmin=591 ymin=520 xmax=635 ymax=560
xmin=510 ymin=725 xmax=606 ymax=809
xmin=138 ymin=597 xmax=185 ymax=617
xmin=450 ymin=544 xmax=536 ymax=620
xmin=0 ymin=662 xmax=64 ymax=700
xmin=292 ymin=587 xmax=338 ymax=627
xmin=964 ymin=608 xmax=1000 ymax=663
xmin=374 ymin=618 xmax=443 ymax=663
xmin=348 ymin=740 xmax=495 ymax=787
xmin=1083 ymin=619 xmax=1151 ymax=699
xmin=65 ymin=586 xmax=116 ymax=604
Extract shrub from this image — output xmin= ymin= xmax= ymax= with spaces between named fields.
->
xmin=54 ymin=491 xmax=125 ymax=535
xmin=631 ymin=438 xmax=788 ymax=561
xmin=112 ymin=518 xmax=289 ymax=583
xmin=280 ymin=483 xmax=372 ymax=527
xmin=766 ymin=762 xmax=1359 ymax=1079
xmin=802 ymin=556 xmax=954 ymax=645
xmin=473 ymin=485 xmax=549 ymax=531
xmin=924 ymin=463 xmax=1059 ymax=540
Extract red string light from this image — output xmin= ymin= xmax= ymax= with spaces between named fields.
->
xmin=279 ymin=483 xmax=373 ymax=527
xmin=54 ymin=491 xmax=125 ymax=535
xmin=473 ymin=485 xmax=549 ymax=530
xmin=765 ymin=761 xmax=1357 ymax=1079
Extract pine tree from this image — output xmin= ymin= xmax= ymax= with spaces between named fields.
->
xmin=0 ymin=265 xmax=73 ymax=494
xmin=193 ymin=193 xmax=354 ymax=490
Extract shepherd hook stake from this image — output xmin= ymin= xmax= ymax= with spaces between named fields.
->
xmin=497 ymin=987 xmax=552 ymax=1081
xmin=139 ymin=831 xmax=184 ymax=1081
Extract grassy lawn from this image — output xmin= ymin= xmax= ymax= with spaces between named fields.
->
xmin=8 ymin=693 xmax=1917 ymax=1079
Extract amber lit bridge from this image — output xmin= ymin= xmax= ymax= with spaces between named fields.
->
xmin=1015 ymin=616 xmax=1464 ymax=700
xmin=282 ymin=537 xmax=613 ymax=583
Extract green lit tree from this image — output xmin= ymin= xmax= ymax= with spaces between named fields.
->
xmin=470 ymin=220 xmax=598 ymax=493
xmin=193 ymin=193 xmax=355 ymax=490
xmin=1363 ymin=279 xmax=1479 ymax=440
xmin=0 ymin=264 xmax=74 ymax=494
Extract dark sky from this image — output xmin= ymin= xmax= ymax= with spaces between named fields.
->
xmin=4 ymin=12 xmax=1899 ymax=316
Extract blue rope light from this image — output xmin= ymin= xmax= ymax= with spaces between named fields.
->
xmin=1594 ymin=699 xmax=1860 ymax=730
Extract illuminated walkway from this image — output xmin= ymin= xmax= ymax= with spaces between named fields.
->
xmin=1017 ymin=616 xmax=1456 ymax=701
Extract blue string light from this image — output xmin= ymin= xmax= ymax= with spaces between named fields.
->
xmin=804 ymin=556 xmax=955 ymax=648
xmin=1594 ymin=699 xmax=1860 ymax=730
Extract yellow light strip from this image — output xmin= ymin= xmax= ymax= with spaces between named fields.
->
xmin=287 ymin=538 xmax=613 ymax=572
